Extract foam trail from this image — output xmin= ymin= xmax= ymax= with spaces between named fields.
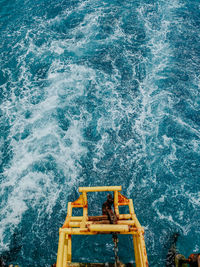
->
xmin=1 ymin=0 xmax=200 ymax=265
xmin=0 ymin=25 xmax=91 ymax=252
xmin=131 ymin=1 xmax=200 ymax=264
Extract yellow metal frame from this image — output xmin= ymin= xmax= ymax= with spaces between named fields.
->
xmin=56 ymin=186 xmax=148 ymax=267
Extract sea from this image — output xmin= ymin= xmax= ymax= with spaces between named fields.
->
xmin=0 ymin=0 xmax=200 ymax=266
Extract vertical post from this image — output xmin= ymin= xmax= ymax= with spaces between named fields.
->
xmin=137 ymin=235 xmax=144 ymax=267
xmin=138 ymin=233 xmax=148 ymax=267
xmin=81 ymin=191 xmax=88 ymax=227
xmin=129 ymin=199 xmax=144 ymax=267
xmin=82 ymin=192 xmax=88 ymax=216
xmin=67 ymin=235 xmax=72 ymax=262
xmin=56 ymin=229 xmax=65 ymax=267
xmin=128 ymin=199 xmax=135 ymax=215
xmin=141 ymin=234 xmax=148 ymax=266
xmin=63 ymin=202 xmax=72 ymax=228
xmin=133 ymin=234 xmax=140 ymax=267
xmin=114 ymin=190 xmax=119 ymax=216
xmin=63 ymin=234 xmax=68 ymax=267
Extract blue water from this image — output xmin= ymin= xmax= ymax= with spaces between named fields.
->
xmin=0 ymin=0 xmax=200 ymax=266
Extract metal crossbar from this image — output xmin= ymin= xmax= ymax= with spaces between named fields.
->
xmin=56 ymin=186 xmax=148 ymax=267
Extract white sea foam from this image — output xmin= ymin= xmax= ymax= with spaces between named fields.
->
xmin=152 ymin=193 xmax=192 ymax=235
xmin=136 ymin=2 xmax=175 ymax=132
xmin=0 ymin=15 xmax=100 ymax=250
xmin=1 ymin=0 xmax=199 ymax=261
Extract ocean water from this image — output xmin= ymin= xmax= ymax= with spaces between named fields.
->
xmin=0 ymin=0 xmax=200 ymax=266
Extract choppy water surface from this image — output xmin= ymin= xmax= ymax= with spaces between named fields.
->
xmin=0 ymin=0 xmax=200 ymax=266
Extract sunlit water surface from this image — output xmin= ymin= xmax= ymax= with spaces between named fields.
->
xmin=0 ymin=0 xmax=200 ymax=266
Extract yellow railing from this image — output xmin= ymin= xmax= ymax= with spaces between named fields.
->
xmin=56 ymin=186 xmax=148 ymax=267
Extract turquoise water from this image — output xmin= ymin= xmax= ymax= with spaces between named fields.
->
xmin=0 ymin=0 xmax=200 ymax=266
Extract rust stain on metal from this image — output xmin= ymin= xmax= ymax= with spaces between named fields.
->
xmin=80 ymin=229 xmax=89 ymax=233
xmin=88 ymin=215 xmax=108 ymax=221
xmin=72 ymin=194 xmax=84 ymax=207
xmin=118 ymin=192 xmax=129 ymax=206
xmin=57 ymin=186 xmax=149 ymax=267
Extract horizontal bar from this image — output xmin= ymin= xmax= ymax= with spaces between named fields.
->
xmin=69 ymin=216 xmax=109 ymax=222
xmin=79 ymin=186 xmax=122 ymax=192
xmin=71 ymin=204 xmax=84 ymax=208
xmin=69 ymin=220 xmax=135 ymax=228
xmin=60 ymin=228 xmax=139 ymax=235
xmin=118 ymin=214 xmax=132 ymax=220
xmin=69 ymin=222 xmax=81 ymax=227
xmin=69 ymin=221 xmax=110 ymax=227
xmin=70 ymin=217 xmax=83 ymax=221
xmin=61 ymin=228 xmax=89 ymax=234
xmin=88 ymin=224 xmax=130 ymax=232
xmin=88 ymin=215 xmax=108 ymax=221
xmin=66 ymin=263 xmax=135 ymax=267
xmin=67 ymin=214 xmax=132 ymax=223
xmin=117 ymin=220 xmax=135 ymax=225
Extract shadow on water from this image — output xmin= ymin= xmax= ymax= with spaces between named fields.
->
xmin=0 ymin=229 xmax=22 ymax=266
xmin=165 ymin=233 xmax=180 ymax=267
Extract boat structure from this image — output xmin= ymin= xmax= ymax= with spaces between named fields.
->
xmin=2 ymin=186 xmax=200 ymax=266
xmin=56 ymin=186 xmax=148 ymax=267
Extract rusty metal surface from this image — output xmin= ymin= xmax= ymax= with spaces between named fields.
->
xmin=118 ymin=193 xmax=129 ymax=206
xmin=88 ymin=216 xmax=109 ymax=221
xmin=57 ymin=186 xmax=148 ymax=267
xmin=66 ymin=263 xmax=134 ymax=267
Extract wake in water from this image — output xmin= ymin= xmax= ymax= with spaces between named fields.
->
xmin=0 ymin=0 xmax=200 ymax=266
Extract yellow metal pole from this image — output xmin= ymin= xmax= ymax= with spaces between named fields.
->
xmin=132 ymin=213 xmax=148 ymax=265
xmin=117 ymin=220 xmax=135 ymax=225
xmin=70 ymin=216 xmax=83 ymax=221
xmin=69 ymin=222 xmax=81 ymax=227
xmin=131 ymin=207 xmax=147 ymax=266
xmin=82 ymin=192 xmax=87 ymax=213
xmin=79 ymin=186 xmax=122 ymax=192
xmin=56 ymin=229 xmax=65 ymax=267
xmin=81 ymin=192 xmax=88 ymax=228
xmin=141 ymin=234 xmax=148 ymax=266
xmin=88 ymin=224 xmax=129 ymax=232
xmin=114 ymin=190 xmax=119 ymax=216
xmin=68 ymin=202 xmax=72 ymax=216
xmin=63 ymin=202 xmax=72 ymax=228
xmin=133 ymin=235 xmax=140 ymax=267
xmin=129 ymin=198 xmax=145 ymax=267
xmin=67 ymin=235 xmax=72 ymax=262
xmin=68 ymin=220 xmax=138 ymax=227
xmin=118 ymin=214 xmax=132 ymax=220
xmin=63 ymin=234 xmax=68 ymax=267
xmin=137 ymin=235 xmax=144 ymax=267
xmin=59 ymin=228 xmax=139 ymax=235
xmin=128 ymin=199 xmax=135 ymax=215
xmin=138 ymin=233 xmax=148 ymax=266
